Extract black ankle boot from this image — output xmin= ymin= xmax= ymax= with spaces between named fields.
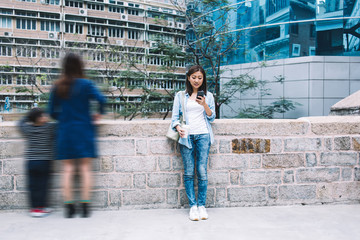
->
xmin=65 ymin=203 xmax=75 ymax=218
xmin=81 ymin=202 xmax=90 ymax=218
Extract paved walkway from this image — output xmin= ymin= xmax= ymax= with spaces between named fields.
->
xmin=1 ymin=204 xmax=360 ymax=240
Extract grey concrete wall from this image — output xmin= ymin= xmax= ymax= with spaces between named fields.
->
xmin=1 ymin=117 xmax=360 ymax=210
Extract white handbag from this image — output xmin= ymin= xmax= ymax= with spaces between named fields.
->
xmin=166 ymin=91 xmax=186 ymax=141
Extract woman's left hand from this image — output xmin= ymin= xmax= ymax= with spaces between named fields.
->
xmin=196 ymin=96 xmax=206 ymax=107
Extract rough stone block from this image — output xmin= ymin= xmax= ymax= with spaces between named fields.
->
xmin=354 ymin=167 xmax=360 ymax=181
xmin=166 ymin=189 xmax=178 ymax=205
xmin=209 ymin=155 xmax=248 ymax=170
xmin=230 ymin=172 xmax=239 ymax=185
xmin=270 ymin=138 xmax=283 ymax=153
xmin=3 ymin=159 xmax=25 ymax=175
xmin=341 ymin=168 xmax=353 ymax=181
xmin=249 ymin=155 xmax=261 ymax=169
xmin=306 ymin=153 xmax=317 ymax=167
xmin=136 ymin=139 xmax=148 ymax=155
xmin=100 ymin=156 xmax=114 ymax=173
xmin=232 ymin=138 xmax=270 ymax=154
xmin=0 ymin=192 xmax=27 ymax=210
xmin=352 ymin=137 xmax=360 ymax=151
xmin=284 ymin=138 xmax=322 ymax=152
xmin=179 ymin=189 xmax=188 ymax=207
xmin=15 ymin=175 xmax=26 ymax=191
xmin=94 ymin=174 xmax=132 ymax=189
xmin=147 ymin=173 xmax=181 ymax=188
xmin=92 ymin=159 xmax=100 ymax=172
xmin=0 ymin=176 xmax=13 ymax=191
xmin=283 ymin=170 xmax=294 ymax=184
xmin=296 ymin=168 xmax=340 ymax=183
xmin=279 ymin=185 xmax=316 ymax=200
xmin=98 ymin=139 xmax=135 ymax=156
xmin=262 ymin=154 xmax=304 ymax=169
xmin=0 ymin=160 xmax=2 ymax=173
xmin=219 ymin=139 xmax=231 ymax=153
xmin=334 ymin=137 xmax=351 ymax=150
xmin=91 ymin=191 xmax=108 ymax=208
xmin=210 ymin=140 xmax=218 ymax=154
xmin=0 ymin=141 xmax=24 ymax=159
xmin=317 ymin=182 xmax=360 ymax=201
xmin=134 ymin=174 xmax=146 ymax=189
xmin=215 ymin=188 xmax=227 ymax=204
xmin=150 ymin=140 xmax=174 ymax=154
xmin=240 ymin=171 xmax=281 ymax=186
xmin=123 ymin=189 xmax=165 ymax=205
xmin=324 ymin=138 xmax=333 ymax=151
xmin=115 ymin=156 xmax=157 ymax=172
xmin=158 ymin=156 xmax=171 ymax=171
xmin=206 ymin=188 xmax=215 ymax=207
xmin=228 ymin=187 xmax=266 ymax=202
xmin=268 ymin=186 xmax=278 ymax=199
xmin=109 ymin=190 xmax=122 ymax=208
xmin=320 ymin=152 xmax=357 ymax=166
xmin=172 ymin=155 xmax=183 ymax=170
xmin=208 ymin=171 xmax=229 ymax=186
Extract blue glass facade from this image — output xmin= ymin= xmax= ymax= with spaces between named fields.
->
xmin=216 ymin=0 xmax=359 ymax=65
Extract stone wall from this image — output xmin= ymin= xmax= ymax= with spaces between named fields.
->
xmin=1 ymin=116 xmax=360 ymax=210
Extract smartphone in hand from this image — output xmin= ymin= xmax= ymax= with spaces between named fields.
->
xmin=197 ymin=90 xmax=204 ymax=100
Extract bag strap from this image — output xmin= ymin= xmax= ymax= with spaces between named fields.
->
xmin=181 ymin=91 xmax=186 ymax=125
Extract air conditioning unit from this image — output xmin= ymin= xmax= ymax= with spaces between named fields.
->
xmin=97 ymin=38 xmax=105 ymax=43
xmin=116 ymin=40 xmax=124 ymax=45
xmin=168 ymin=21 xmax=175 ymax=28
xmin=40 ymin=0 xmax=48 ymax=4
xmin=79 ymin=8 xmax=87 ymax=16
xmin=177 ymin=23 xmax=183 ymax=29
xmin=4 ymin=32 xmax=13 ymax=37
xmin=48 ymin=32 xmax=57 ymax=39
xmin=87 ymin=37 xmax=95 ymax=42
xmin=120 ymin=14 xmax=128 ymax=21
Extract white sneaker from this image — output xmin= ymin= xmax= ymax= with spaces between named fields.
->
xmin=189 ymin=206 xmax=199 ymax=221
xmin=198 ymin=206 xmax=208 ymax=220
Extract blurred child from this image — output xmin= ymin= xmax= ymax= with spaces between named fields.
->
xmin=18 ymin=108 xmax=56 ymax=217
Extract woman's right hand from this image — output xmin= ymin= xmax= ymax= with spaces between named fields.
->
xmin=176 ymin=125 xmax=186 ymax=138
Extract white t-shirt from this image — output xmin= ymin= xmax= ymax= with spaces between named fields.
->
xmin=186 ymin=99 xmax=209 ymax=135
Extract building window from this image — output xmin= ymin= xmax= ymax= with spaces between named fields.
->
xmin=128 ymin=30 xmax=140 ymax=40
xmin=16 ymin=47 xmax=37 ymax=58
xmin=17 ymin=0 xmax=36 ymax=2
xmin=65 ymin=22 xmax=83 ymax=34
xmin=40 ymin=21 xmax=60 ymax=31
xmin=108 ymin=27 xmax=124 ymax=38
xmin=109 ymin=6 xmax=124 ymax=13
xmin=0 ymin=46 xmax=12 ymax=56
xmin=310 ymin=24 xmax=316 ymax=38
xmin=292 ymin=44 xmax=301 ymax=57
xmin=89 ymin=51 xmax=105 ymax=62
xmin=16 ymin=18 xmax=36 ymax=30
xmin=42 ymin=0 xmax=60 ymax=5
xmin=16 ymin=75 xmax=31 ymax=85
xmin=88 ymin=25 xmax=105 ymax=36
xmin=0 ymin=17 xmax=12 ymax=28
xmin=0 ymin=75 xmax=12 ymax=85
xmin=39 ymin=13 xmax=60 ymax=19
xmin=309 ymin=46 xmax=316 ymax=56
xmin=87 ymin=3 xmax=104 ymax=11
xmin=41 ymin=48 xmax=60 ymax=59
xmin=128 ymin=9 xmax=139 ymax=16
xmin=65 ymin=0 xmax=83 ymax=8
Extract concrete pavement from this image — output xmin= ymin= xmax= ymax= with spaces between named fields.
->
xmin=0 ymin=204 xmax=360 ymax=240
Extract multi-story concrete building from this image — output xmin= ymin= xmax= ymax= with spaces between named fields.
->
xmin=0 ymin=0 xmax=186 ymax=115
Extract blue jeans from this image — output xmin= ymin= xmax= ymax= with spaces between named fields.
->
xmin=179 ymin=134 xmax=211 ymax=207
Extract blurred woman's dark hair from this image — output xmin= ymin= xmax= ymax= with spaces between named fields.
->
xmin=55 ymin=53 xmax=84 ymax=99
xmin=185 ymin=65 xmax=207 ymax=96
xmin=27 ymin=108 xmax=44 ymax=123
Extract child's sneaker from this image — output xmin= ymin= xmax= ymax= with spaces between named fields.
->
xmin=30 ymin=208 xmax=49 ymax=218
xmin=198 ymin=206 xmax=208 ymax=220
xmin=189 ymin=206 xmax=199 ymax=221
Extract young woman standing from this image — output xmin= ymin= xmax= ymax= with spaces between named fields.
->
xmin=49 ymin=53 xmax=106 ymax=218
xmin=171 ymin=65 xmax=216 ymax=221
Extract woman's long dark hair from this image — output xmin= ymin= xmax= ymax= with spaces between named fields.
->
xmin=55 ymin=53 xmax=84 ymax=99
xmin=185 ymin=65 xmax=207 ymax=96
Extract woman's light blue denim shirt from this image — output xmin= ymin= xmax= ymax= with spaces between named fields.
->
xmin=171 ymin=91 xmax=216 ymax=149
